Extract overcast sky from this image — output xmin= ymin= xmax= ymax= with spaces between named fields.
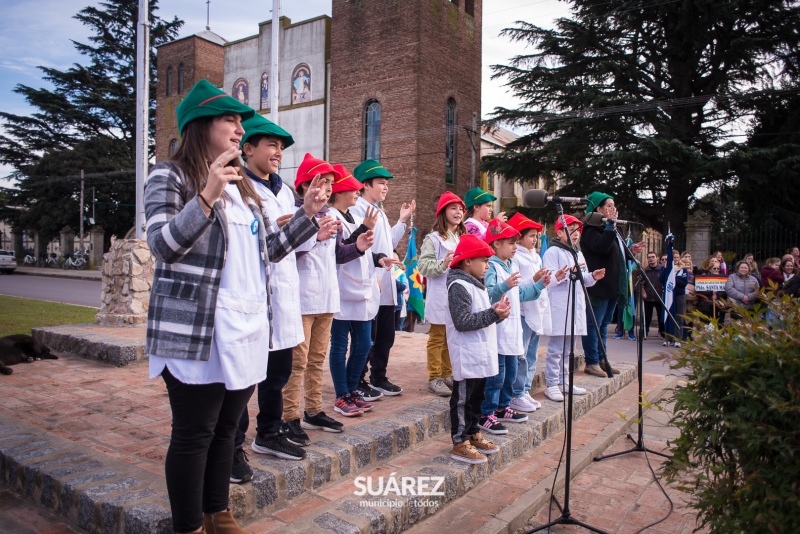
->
xmin=0 ymin=0 xmax=571 ymax=177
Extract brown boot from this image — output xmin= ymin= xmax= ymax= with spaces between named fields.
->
xmin=203 ymin=509 xmax=249 ymax=534
xmin=584 ymin=364 xmax=608 ymax=377
xmin=469 ymin=432 xmax=499 ymax=455
xmin=450 ymin=441 xmax=487 ymax=464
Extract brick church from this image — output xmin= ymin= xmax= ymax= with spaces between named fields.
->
xmin=155 ymin=0 xmax=482 ymax=234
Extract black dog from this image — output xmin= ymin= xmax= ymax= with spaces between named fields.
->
xmin=0 ymin=334 xmax=57 ymax=375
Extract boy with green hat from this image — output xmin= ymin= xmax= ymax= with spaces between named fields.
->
xmin=350 ymin=159 xmax=414 ymax=397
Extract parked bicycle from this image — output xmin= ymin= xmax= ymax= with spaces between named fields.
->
xmin=23 ymin=254 xmax=36 ymax=266
xmin=61 ymin=252 xmax=87 ymax=270
xmin=39 ymin=253 xmax=58 ymax=268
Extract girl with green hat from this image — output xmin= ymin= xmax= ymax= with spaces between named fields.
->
xmin=464 ymin=187 xmax=505 ymax=239
xmin=144 ymin=79 xmax=329 ymax=534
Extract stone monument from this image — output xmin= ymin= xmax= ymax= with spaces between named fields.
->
xmin=684 ymin=209 xmax=713 ymax=264
xmin=95 ymin=239 xmax=155 ymax=326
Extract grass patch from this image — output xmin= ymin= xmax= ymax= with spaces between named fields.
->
xmin=0 ymin=295 xmax=97 ymax=336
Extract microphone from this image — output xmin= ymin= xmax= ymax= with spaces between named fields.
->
xmin=523 ymin=189 xmax=588 ymax=208
xmin=583 ymin=212 xmax=636 ymax=226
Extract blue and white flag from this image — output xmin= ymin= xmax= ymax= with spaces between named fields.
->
xmin=661 ymin=234 xmax=678 ymax=340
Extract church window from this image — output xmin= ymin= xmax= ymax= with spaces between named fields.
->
xmin=465 ymin=0 xmax=474 ymax=16
xmin=178 ymin=63 xmax=185 ymax=94
xmin=364 ymin=100 xmax=381 ymax=161
xmin=291 ymin=64 xmax=312 ymax=104
xmin=445 ymin=98 xmax=457 ymax=184
xmin=260 ymin=72 xmax=269 ymax=110
xmin=166 ymin=67 xmax=173 ymax=97
xmin=232 ymin=78 xmax=249 ymax=105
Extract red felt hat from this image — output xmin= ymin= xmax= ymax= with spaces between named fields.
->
xmin=554 ymin=214 xmax=583 ymax=233
xmin=483 ymin=218 xmax=521 ymax=246
xmin=435 ymin=191 xmax=466 ymax=216
xmin=450 ymin=234 xmax=496 ymax=268
xmin=295 ymin=153 xmax=339 ymax=190
xmin=508 ymin=212 xmax=543 ymax=233
xmin=331 ymin=170 xmax=364 ymax=194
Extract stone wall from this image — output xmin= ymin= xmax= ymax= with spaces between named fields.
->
xmin=95 ymin=239 xmax=154 ymax=326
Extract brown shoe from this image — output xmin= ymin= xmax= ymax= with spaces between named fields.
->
xmin=584 ymin=364 xmax=608 ymax=377
xmin=450 ymin=441 xmax=487 ymax=464
xmin=469 ymin=432 xmax=499 ymax=455
xmin=606 ymin=360 xmax=620 ymax=376
xmin=203 ymin=509 xmax=249 ymax=534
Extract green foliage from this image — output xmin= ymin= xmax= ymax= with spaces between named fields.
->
xmin=484 ymin=0 xmax=800 ymax=235
xmin=0 ymin=0 xmax=182 ymax=243
xmin=659 ymin=296 xmax=800 ymax=533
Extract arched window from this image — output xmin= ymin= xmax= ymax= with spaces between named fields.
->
xmin=232 ymin=78 xmax=249 ymax=105
xmin=169 ymin=139 xmax=179 ymax=157
xmin=260 ymin=72 xmax=269 ymax=110
xmin=445 ymin=98 xmax=457 ymax=184
xmin=291 ymin=64 xmax=312 ymax=104
xmin=364 ymin=100 xmax=381 ymax=161
xmin=178 ymin=63 xmax=185 ymax=94
xmin=166 ymin=67 xmax=173 ymax=97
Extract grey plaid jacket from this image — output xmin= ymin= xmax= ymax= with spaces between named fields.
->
xmin=144 ymin=162 xmax=318 ymax=361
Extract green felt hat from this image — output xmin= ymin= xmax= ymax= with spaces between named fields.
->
xmin=353 ymin=159 xmax=394 ymax=182
xmin=240 ymin=114 xmax=295 ymax=149
xmin=176 ymin=79 xmax=256 ymax=135
xmin=464 ymin=187 xmax=497 ymax=210
xmin=585 ymin=191 xmax=614 ymax=214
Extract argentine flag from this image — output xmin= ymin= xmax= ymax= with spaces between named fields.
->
xmin=661 ymin=234 xmax=678 ymax=340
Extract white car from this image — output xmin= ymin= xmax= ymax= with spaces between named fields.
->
xmin=0 ymin=249 xmax=17 ymax=274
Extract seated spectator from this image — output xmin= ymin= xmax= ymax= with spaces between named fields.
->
xmin=761 ymin=258 xmax=784 ymax=290
xmin=725 ymin=260 xmax=760 ymax=316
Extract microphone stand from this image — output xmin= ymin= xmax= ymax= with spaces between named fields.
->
xmin=527 ymin=202 xmax=607 ymax=534
xmin=594 ymin=228 xmax=677 ymax=462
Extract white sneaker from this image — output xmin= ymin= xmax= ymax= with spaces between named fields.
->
xmin=559 ymin=384 xmax=587 ymax=395
xmin=544 ymin=385 xmax=564 ymax=402
xmin=674 ymin=342 xmax=682 ymax=348
xmin=524 ymin=392 xmax=542 ymax=409
xmin=510 ymin=396 xmax=537 ymax=413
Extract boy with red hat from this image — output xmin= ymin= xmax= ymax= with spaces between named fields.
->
xmin=541 ymin=215 xmax=605 ymax=402
xmin=508 ymin=213 xmax=553 ymax=413
xmin=479 ymin=218 xmax=550 ymax=435
xmin=445 ymin=234 xmax=511 ymax=464
xmin=418 ymin=191 xmax=466 ymax=397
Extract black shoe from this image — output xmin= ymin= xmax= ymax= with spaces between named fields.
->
xmin=230 ymin=447 xmax=253 ymax=483
xmin=251 ymin=432 xmax=306 ymax=460
xmin=371 ymin=377 xmax=403 ymax=396
xmin=282 ymin=419 xmax=311 ymax=447
xmin=357 ymin=379 xmax=384 ymax=401
xmin=302 ymin=411 xmax=344 ymax=433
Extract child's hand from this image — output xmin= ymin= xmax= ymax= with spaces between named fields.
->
xmin=533 ymin=268 xmax=548 ymax=283
xmin=497 ymin=211 xmax=508 ymax=223
xmin=315 ymin=216 xmax=338 ymax=241
xmin=506 ymin=272 xmax=521 ymax=289
xmin=276 ymin=214 xmax=293 ymax=229
xmin=363 ymin=206 xmax=379 ymax=229
xmin=379 ymin=256 xmax=402 ymax=270
xmin=540 ymin=270 xmax=551 ymax=286
xmin=592 ymin=268 xmax=606 ymax=281
xmin=493 ymin=295 xmax=511 ymax=320
xmin=443 ymin=249 xmax=454 ymax=266
xmin=356 ymin=230 xmax=374 ymax=252
xmin=555 ymin=266 xmax=569 ymax=281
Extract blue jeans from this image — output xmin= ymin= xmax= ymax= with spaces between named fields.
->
xmin=481 ymin=354 xmax=518 ymax=415
xmin=329 ymin=319 xmax=372 ymax=398
xmin=582 ymin=296 xmax=615 ymax=366
xmin=513 ymin=318 xmax=540 ymax=398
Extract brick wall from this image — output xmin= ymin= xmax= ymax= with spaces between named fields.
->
xmin=329 ymin=0 xmax=482 ymax=253
xmin=155 ymin=36 xmax=225 ymax=162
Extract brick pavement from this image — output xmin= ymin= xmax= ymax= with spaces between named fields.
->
xmin=0 ymin=489 xmax=80 ymax=534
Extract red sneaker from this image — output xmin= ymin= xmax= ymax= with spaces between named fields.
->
xmin=334 ymin=395 xmax=363 ymax=417
xmin=349 ymin=391 xmax=373 ymax=412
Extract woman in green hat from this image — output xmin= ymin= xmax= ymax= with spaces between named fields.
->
xmin=144 ymin=79 xmax=328 ymax=533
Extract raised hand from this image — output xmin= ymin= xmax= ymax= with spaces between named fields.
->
xmin=497 ymin=211 xmax=508 ymax=223
xmin=539 ymin=269 xmax=552 ymax=286
xmin=505 ymin=272 xmax=522 ymax=289
xmin=555 ymin=265 xmax=569 ymax=281
xmin=378 ymin=256 xmax=403 ymax=270
xmin=363 ymin=206 xmax=379 ymax=229
xmin=630 ymin=241 xmax=646 ymax=255
xmin=399 ymin=200 xmax=416 ymax=223
xmin=202 ymin=146 xmax=242 ymax=206
xmin=302 ymin=174 xmax=330 ymax=218
xmin=316 ymin=216 xmax=338 ymax=241
xmin=356 ymin=229 xmax=374 ymax=252
xmin=493 ymin=295 xmax=511 ymax=320
xmin=276 ymin=214 xmax=292 ymax=229
xmin=532 ymin=267 xmax=549 ymax=283
xmin=443 ymin=249 xmax=454 ymax=267
xmin=592 ymin=268 xmax=606 ymax=281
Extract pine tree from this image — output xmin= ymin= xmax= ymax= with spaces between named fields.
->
xmin=483 ymin=0 xmax=800 ymax=235
xmin=0 ymin=0 xmax=182 ymax=246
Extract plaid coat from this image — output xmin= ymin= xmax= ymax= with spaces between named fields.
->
xmin=144 ymin=162 xmax=318 ymax=361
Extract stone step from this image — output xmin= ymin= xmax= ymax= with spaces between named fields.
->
xmin=240 ymin=364 xmax=639 ymax=533
xmin=33 ymin=324 xmax=147 ymax=366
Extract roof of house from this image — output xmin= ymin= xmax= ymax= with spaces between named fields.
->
xmin=481 ymin=125 xmax=519 ymax=147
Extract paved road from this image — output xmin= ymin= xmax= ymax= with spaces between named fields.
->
xmin=0 ymin=274 xmax=101 ymax=308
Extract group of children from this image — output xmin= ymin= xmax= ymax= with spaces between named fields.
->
xmin=234 ymin=114 xmax=612 ymax=471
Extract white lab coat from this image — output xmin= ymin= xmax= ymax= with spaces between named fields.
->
xmin=422 ymin=232 xmax=456 ymax=325
xmin=350 ymin=197 xmax=406 ymax=306
xmin=330 ymin=208 xmax=380 ymax=322
xmin=295 ymin=235 xmax=340 ymax=316
xmin=514 ymin=247 xmax=551 ymax=335
xmin=488 ymin=258 xmax=523 ymax=356
xmin=542 ymin=245 xmax=597 ymax=336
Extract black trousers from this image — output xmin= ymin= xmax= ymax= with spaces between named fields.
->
xmin=450 ymin=377 xmax=486 ymax=444
xmin=643 ymin=301 xmax=664 ymax=334
xmin=236 ymin=347 xmax=293 ymax=446
xmin=161 ymin=368 xmax=254 ymax=533
xmin=361 ymin=305 xmax=397 ymax=382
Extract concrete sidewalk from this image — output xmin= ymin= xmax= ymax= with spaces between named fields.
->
xmin=15 ymin=266 xmax=102 ymax=282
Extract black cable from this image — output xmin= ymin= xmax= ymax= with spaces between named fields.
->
xmin=631 ymin=439 xmax=676 ymax=533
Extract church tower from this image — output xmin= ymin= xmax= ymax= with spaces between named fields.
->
xmin=329 ymin=0 xmax=482 ymax=236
